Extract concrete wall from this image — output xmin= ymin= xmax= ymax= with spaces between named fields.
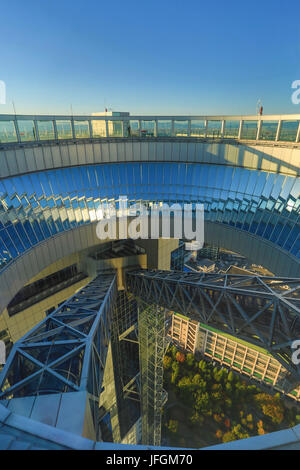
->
xmin=0 ymin=140 xmax=299 ymax=178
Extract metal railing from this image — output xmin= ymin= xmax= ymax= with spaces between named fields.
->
xmin=1 ymin=113 xmax=300 ymax=145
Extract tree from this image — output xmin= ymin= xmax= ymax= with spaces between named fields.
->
xmin=194 ymin=391 xmax=211 ymax=415
xmin=254 ymin=393 xmax=284 ymax=425
xmin=228 ymin=371 xmax=235 ymax=383
xmin=186 ymin=353 xmax=195 ymax=368
xmin=171 ymin=362 xmax=180 ymax=384
xmin=176 ymin=351 xmax=186 ymax=363
xmin=169 ymin=345 xmax=178 ymax=360
xmin=167 ymin=419 xmax=178 ymax=433
xmin=163 ymin=355 xmax=172 ymax=370
xmin=198 ymin=360 xmax=207 ymax=372
xmin=190 ymin=412 xmax=204 ymax=426
xmin=213 ymin=414 xmax=223 ymax=423
xmin=216 ymin=429 xmax=223 ymax=439
xmin=224 ymin=418 xmax=231 ymax=429
xmin=222 ymin=424 xmax=250 ymax=443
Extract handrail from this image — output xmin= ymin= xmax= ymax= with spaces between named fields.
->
xmin=0 ymin=113 xmax=300 ymax=144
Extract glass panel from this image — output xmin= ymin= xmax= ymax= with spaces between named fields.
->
xmin=74 ymin=120 xmax=90 ymax=138
xmin=37 ymin=120 xmax=55 ymax=140
xmin=17 ymin=120 xmax=36 ymax=141
xmin=108 ymin=120 xmax=123 ymax=137
xmin=241 ymin=120 xmax=258 ymax=140
xmin=207 ymin=120 xmax=221 ymax=137
xmin=91 ymin=119 xmax=106 ymax=137
xmin=56 ymin=120 xmax=73 ymax=139
xmin=157 ymin=120 xmax=172 ymax=136
xmin=129 ymin=120 xmax=139 ymax=137
xmin=279 ymin=121 xmax=299 ymax=142
xmin=174 ymin=120 xmax=188 ymax=136
xmin=0 ymin=121 xmax=17 ymax=142
xmin=141 ymin=120 xmax=154 ymax=137
xmin=260 ymin=120 xmax=278 ymax=141
xmin=190 ymin=120 xmax=205 ymax=137
xmin=224 ymin=120 xmax=240 ymax=138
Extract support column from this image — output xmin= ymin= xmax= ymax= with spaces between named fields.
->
xmin=138 ymin=300 xmax=166 ymax=446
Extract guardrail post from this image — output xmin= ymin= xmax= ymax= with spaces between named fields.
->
xmin=221 ymin=120 xmax=225 ymax=138
xmin=275 ymin=120 xmax=282 ymax=142
xmin=238 ymin=120 xmax=243 ymax=139
xmin=88 ymin=119 xmax=93 ymax=138
xmin=53 ymin=119 xmax=58 ymax=140
xmin=71 ymin=117 xmax=76 ymax=139
xmin=256 ymin=119 xmax=262 ymax=141
xmin=33 ymin=120 xmax=39 ymax=141
xmin=14 ymin=117 xmax=21 ymax=143
xmin=187 ymin=119 xmax=191 ymax=137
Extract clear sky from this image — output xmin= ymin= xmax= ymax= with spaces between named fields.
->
xmin=1 ymin=0 xmax=300 ymax=116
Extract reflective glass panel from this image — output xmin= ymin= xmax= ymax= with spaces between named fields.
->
xmin=56 ymin=120 xmax=73 ymax=139
xmin=108 ymin=120 xmax=123 ymax=137
xmin=129 ymin=120 xmax=139 ymax=137
xmin=91 ymin=119 xmax=106 ymax=137
xmin=0 ymin=121 xmax=17 ymax=142
xmin=224 ymin=120 xmax=240 ymax=138
xmin=74 ymin=120 xmax=90 ymax=138
xmin=141 ymin=120 xmax=155 ymax=137
xmin=190 ymin=120 xmax=205 ymax=137
xmin=260 ymin=121 xmax=278 ymax=141
xmin=279 ymin=121 xmax=299 ymax=142
xmin=157 ymin=120 xmax=172 ymax=136
xmin=174 ymin=120 xmax=188 ymax=136
xmin=37 ymin=120 xmax=55 ymax=140
xmin=18 ymin=120 xmax=36 ymax=142
xmin=241 ymin=120 xmax=258 ymax=140
xmin=207 ymin=121 xmax=221 ymax=137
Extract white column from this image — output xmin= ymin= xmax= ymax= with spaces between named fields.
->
xmin=238 ymin=120 xmax=243 ymax=139
xmin=275 ymin=120 xmax=282 ymax=141
xmin=204 ymin=120 xmax=208 ymax=138
xmin=256 ymin=119 xmax=262 ymax=140
xmin=221 ymin=120 xmax=225 ymax=138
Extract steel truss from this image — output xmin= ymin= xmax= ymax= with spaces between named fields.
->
xmin=138 ymin=300 xmax=166 ymax=446
xmin=127 ymin=270 xmax=300 ymax=391
xmin=0 ymin=272 xmax=117 ymax=438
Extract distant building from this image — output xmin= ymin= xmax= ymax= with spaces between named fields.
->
xmin=91 ymin=111 xmax=130 ymax=137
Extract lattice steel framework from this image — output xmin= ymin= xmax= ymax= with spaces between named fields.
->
xmin=0 ymin=272 xmax=117 ymax=438
xmin=127 ymin=269 xmax=300 ymax=391
xmin=138 ymin=300 xmax=166 ymax=446
xmin=109 ymin=290 xmax=141 ymax=440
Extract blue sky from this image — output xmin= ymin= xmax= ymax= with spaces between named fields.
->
xmin=1 ymin=0 xmax=300 ymax=116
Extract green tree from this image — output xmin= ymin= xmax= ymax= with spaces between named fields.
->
xmin=163 ymin=355 xmax=172 ymax=370
xmin=228 ymin=371 xmax=235 ymax=383
xmin=167 ymin=419 xmax=178 ymax=433
xmin=186 ymin=353 xmax=195 ymax=368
